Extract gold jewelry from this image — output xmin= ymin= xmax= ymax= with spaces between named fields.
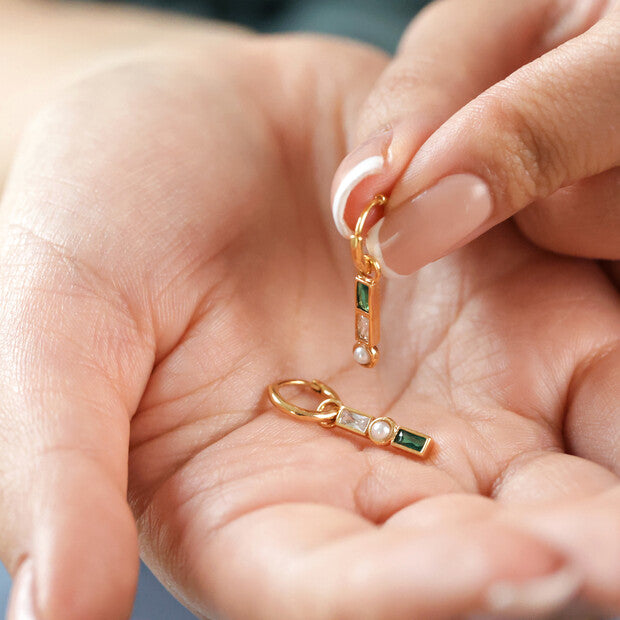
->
xmin=268 ymin=379 xmax=433 ymax=457
xmin=350 ymin=195 xmax=385 ymax=367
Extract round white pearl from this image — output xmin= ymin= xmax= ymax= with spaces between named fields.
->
xmin=353 ymin=345 xmax=371 ymax=365
xmin=369 ymin=419 xmax=392 ymax=443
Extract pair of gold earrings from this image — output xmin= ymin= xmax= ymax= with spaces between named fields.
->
xmin=268 ymin=195 xmax=435 ymax=459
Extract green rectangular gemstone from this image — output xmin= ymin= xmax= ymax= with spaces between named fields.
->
xmin=356 ymin=281 xmax=370 ymax=313
xmin=393 ymin=428 xmax=429 ymax=453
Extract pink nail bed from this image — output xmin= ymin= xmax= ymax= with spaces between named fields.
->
xmin=367 ymin=174 xmax=492 ymax=276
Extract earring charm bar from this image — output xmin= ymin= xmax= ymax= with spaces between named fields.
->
xmin=350 ymin=195 xmax=385 ymax=368
xmin=268 ymin=379 xmax=433 ymax=458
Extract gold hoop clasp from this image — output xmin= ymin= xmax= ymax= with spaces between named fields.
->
xmin=350 ymin=194 xmax=386 ymax=278
xmin=267 ymin=379 xmax=342 ymax=424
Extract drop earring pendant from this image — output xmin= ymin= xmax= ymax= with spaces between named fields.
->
xmin=350 ymin=195 xmax=386 ymax=368
xmin=267 ymin=379 xmax=433 ymax=458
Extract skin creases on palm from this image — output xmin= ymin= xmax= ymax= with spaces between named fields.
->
xmin=128 ymin=206 xmax=620 ymax=616
xmin=5 ymin=35 xmax=618 ymax=619
xmin=119 ymin=44 xmax=619 ymax=618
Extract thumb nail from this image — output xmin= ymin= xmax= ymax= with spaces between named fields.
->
xmin=7 ymin=559 xmax=38 ymax=620
xmin=366 ymin=174 xmax=492 ymax=277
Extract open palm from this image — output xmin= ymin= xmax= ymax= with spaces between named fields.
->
xmin=1 ymin=33 xmax=618 ymax=620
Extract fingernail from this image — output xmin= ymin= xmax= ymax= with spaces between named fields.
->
xmin=484 ymin=566 xmax=581 ymax=617
xmin=7 ymin=559 xmax=38 ymax=620
xmin=366 ymin=174 xmax=492 ymax=277
xmin=331 ymin=126 xmax=393 ymax=237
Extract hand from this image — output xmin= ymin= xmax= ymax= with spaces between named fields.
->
xmin=331 ymin=0 xmax=619 ymax=277
xmin=0 ymin=31 xmax=618 ymax=620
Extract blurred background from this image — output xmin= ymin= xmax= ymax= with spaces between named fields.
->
xmin=112 ymin=0 xmax=429 ymax=53
xmin=1 ymin=562 xmax=198 ymax=620
xmin=0 ymin=0 xmax=429 ymax=617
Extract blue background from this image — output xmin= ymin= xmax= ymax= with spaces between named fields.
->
xmin=0 ymin=561 xmax=198 ymax=619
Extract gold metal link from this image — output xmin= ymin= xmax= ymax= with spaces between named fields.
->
xmin=350 ymin=194 xmax=386 ymax=278
xmin=267 ymin=379 xmax=341 ymax=423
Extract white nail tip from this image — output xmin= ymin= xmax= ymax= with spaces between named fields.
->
xmin=332 ymin=155 xmax=384 ymax=237
xmin=485 ymin=567 xmax=581 ymax=616
xmin=366 ymin=222 xmax=407 ymax=280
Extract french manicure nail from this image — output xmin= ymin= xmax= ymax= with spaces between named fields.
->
xmin=331 ymin=126 xmax=393 ymax=237
xmin=7 ymin=559 xmax=38 ymax=620
xmin=366 ymin=174 xmax=492 ymax=277
xmin=484 ymin=566 xmax=581 ymax=617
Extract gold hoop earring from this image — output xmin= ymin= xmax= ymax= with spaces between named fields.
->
xmin=350 ymin=195 xmax=385 ymax=367
xmin=267 ymin=379 xmax=433 ymax=457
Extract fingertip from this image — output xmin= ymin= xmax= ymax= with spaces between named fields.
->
xmin=331 ymin=153 xmax=385 ymax=237
xmin=330 ymin=120 xmax=421 ymax=237
xmin=514 ymin=490 xmax=620 ymax=609
xmin=484 ymin=565 xmax=582 ymax=617
xmin=7 ymin=558 xmax=37 ymax=620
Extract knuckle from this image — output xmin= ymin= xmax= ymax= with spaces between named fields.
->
xmin=365 ymin=57 xmax=457 ymax=128
xmin=474 ymin=88 xmax=567 ymax=204
xmin=356 ymin=66 xmax=425 ymax=131
xmin=377 ymin=66 xmax=428 ymax=107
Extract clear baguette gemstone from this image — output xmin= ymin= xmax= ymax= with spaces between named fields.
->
xmin=336 ymin=408 xmax=371 ymax=435
xmin=356 ymin=314 xmax=369 ymax=342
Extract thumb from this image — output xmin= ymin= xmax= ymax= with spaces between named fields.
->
xmin=331 ymin=0 xmax=617 ymax=276
xmin=0 ymin=169 xmax=154 ymax=617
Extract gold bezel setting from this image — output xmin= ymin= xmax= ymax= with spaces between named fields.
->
xmin=268 ymin=379 xmax=434 ymax=459
xmin=368 ymin=416 xmax=397 ymax=445
xmin=352 ymin=342 xmax=379 ymax=368
xmin=350 ymin=196 xmax=385 ymax=367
